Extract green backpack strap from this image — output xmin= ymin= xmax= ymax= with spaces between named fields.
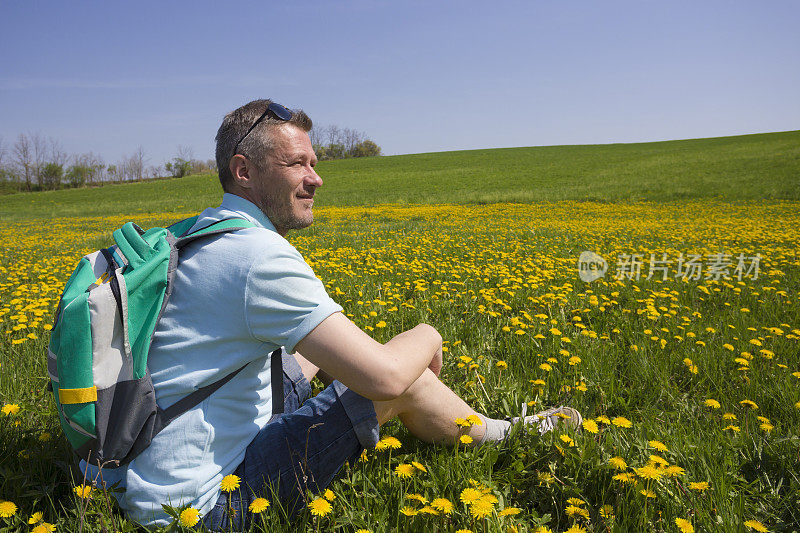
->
xmin=174 ymin=217 xmax=258 ymax=248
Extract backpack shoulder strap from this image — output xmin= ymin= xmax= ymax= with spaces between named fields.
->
xmin=150 ymin=216 xmax=279 ymax=430
xmin=174 ymin=217 xmax=258 ymax=249
xmin=156 ymin=348 xmax=284 ymax=431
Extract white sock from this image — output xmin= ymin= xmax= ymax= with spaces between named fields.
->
xmin=475 ymin=413 xmax=512 ymax=444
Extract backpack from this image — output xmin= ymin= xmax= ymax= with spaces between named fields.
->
xmin=47 ymin=216 xmax=284 ymax=468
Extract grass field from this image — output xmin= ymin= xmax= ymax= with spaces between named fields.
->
xmin=1 ymin=132 xmax=799 ymax=532
xmin=1 ymin=130 xmax=798 ymax=219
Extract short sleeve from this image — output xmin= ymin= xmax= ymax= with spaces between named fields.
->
xmin=244 ymin=244 xmax=342 ymax=354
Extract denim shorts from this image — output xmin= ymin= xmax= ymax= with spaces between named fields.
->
xmin=202 ymin=352 xmax=379 ymax=531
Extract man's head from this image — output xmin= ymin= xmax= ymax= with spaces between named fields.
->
xmin=216 ymin=99 xmax=321 ymax=235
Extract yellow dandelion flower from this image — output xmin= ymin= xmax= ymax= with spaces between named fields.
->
xmin=565 ymin=525 xmax=587 ymax=533
xmin=479 ymin=493 xmax=498 ymax=504
xmin=565 ymin=505 xmax=589 ymax=518
xmin=534 ymin=526 xmax=554 ymax=533
xmin=0 ymin=501 xmax=18 ymax=518
xmin=569 ymin=356 xmax=582 ymax=366
xmin=795 ymin=401 xmax=800 ymax=409
xmin=431 ymin=498 xmax=454 ymax=514
xmin=612 ymin=472 xmax=635 ymax=484
xmin=599 ymin=504 xmax=614 ymax=518
xmin=582 ymin=419 xmax=599 ymax=433
xmin=466 ymin=414 xmax=483 ymax=426
xmin=219 ymin=474 xmax=240 ymax=492
xmin=744 ymin=520 xmax=768 ymax=532
xmin=395 ymin=463 xmax=415 ymax=478
xmin=73 ymin=484 xmax=93 ymax=499
xmin=28 ymin=511 xmax=44 ymax=524
xmin=460 ymin=487 xmax=483 ymax=504
xmin=648 ymin=454 xmax=669 ymax=466
xmin=611 ymin=416 xmax=632 ymax=428
xmin=648 ymin=440 xmax=668 ymax=452
xmin=760 ymin=422 xmax=774 ymax=433
xmin=539 ymin=363 xmax=552 ymax=372
xmin=323 ymin=489 xmax=336 ymax=501
xmin=496 ymin=360 xmax=508 ymax=369
xmin=567 ymin=497 xmax=585 ymax=506
xmin=249 ymin=497 xmax=270 ymax=513
xmin=740 ymin=399 xmax=759 ymax=410
xmin=1 ymin=404 xmax=20 ymax=416
xmin=455 ymin=417 xmax=470 ymax=427
xmin=675 ymin=517 xmax=695 ymax=533
xmin=355 ymin=530 xmax=372 ymax=533
xmin=419 ymin=506 xmax=438 ymax=515
xmin=380 ymin=436 xmax=402 ymax=449
xmin=399 ymin=506 xmax=418 ymax=516
xmin=723 ymin=412 xmax=737 ymax=420
xmin=636 ymin=464 xmax=664 ymax=480
xmin=376 ymin=321 xmax=386 ymax=328
xmin=723 ymin=425 xmax=741 ymax=433
xmin=499 ymin=506 xmax=522 ymax=516
xmin=469 ymin=498 xmax=494 ymax=519
xmin=406 ymin=493 xmax=428 ymax=504
xmin=456 ymin=529 xmax=474 ymax=533
xmin=31 ymin=524 xmax=55 ymax=533
xmin=704 ymin=399 xmax=721 ymax=409
xmin=608 ymin=456 xmax=628 ymax=470
xmin=559 ymin=434 xmax=575 ymax=447
xmin=460 ymin=434 xmax=474 ymax=445
xmin=639 ymin=489 xmax=656 ymax=498
xmin=689 ymin=481 xmax=710 ymax=491
xmin=308 ymin=497 xmax=332 ymax=517
xmin=596 ymin=415 xmax=610 ymax=424
xmin=664 ymin=465 xmax=685 ymax=477
xmin=411 ymin=461 xmax=427 ymax=472
xmin=179 ymin=507 xmax=200 ymax=527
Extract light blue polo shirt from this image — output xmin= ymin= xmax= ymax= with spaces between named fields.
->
xmin=83 ymin=193 xmax=342 ymax=527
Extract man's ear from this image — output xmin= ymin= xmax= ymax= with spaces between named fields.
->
xmin=229 ymin=154 xmax=254 ymax=189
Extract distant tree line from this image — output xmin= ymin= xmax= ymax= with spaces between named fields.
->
xmin=0 ymin=125 xmax=381 ymax=193
xmin=0 ymin=134 xmax=216 ymax=192
xmin=309 ymin=125 xmax=381 ymax=160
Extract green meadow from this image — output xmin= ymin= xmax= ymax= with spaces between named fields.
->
xmin=1 ymin=130 xmax=798 ymax=219
xmin=1 ymin=131 xmax=799 ymax=532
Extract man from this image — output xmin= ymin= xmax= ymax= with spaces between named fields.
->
xmin=85 ymin=99 xmax=581 ymax=529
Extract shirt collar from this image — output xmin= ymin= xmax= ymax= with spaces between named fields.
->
xmin=219 ymin=193 xmax=278 ymax=233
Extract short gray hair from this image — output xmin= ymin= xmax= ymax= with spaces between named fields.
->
xmin=215 ymin=99 xmax=312 ymax=191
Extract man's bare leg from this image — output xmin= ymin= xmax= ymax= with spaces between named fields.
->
xmin=372 ymin=368 xmax=487 ymax=444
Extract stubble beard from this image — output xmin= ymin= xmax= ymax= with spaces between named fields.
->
xmin=256 ymin=192 xmax=313 ymax=235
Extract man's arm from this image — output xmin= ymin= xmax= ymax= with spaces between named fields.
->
xmin=293 ymin=312 xmax=442 ymax=401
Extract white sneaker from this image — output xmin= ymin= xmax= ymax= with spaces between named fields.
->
xmin=510 ymin=406 xmax=583 ymax=435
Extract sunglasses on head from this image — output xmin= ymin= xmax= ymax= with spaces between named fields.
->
xmin=233 ymin=102 xmax=293 ymax=156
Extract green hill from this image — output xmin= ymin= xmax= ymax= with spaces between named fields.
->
xmin=2 ymin=130 xmax=798 ymax=219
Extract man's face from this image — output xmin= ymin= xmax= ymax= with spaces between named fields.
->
xmin=249 ymin=124 xmax=322 ymax=235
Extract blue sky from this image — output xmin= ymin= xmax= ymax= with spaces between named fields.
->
xmin=1 ymin=1 xmax=798 ymax=167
